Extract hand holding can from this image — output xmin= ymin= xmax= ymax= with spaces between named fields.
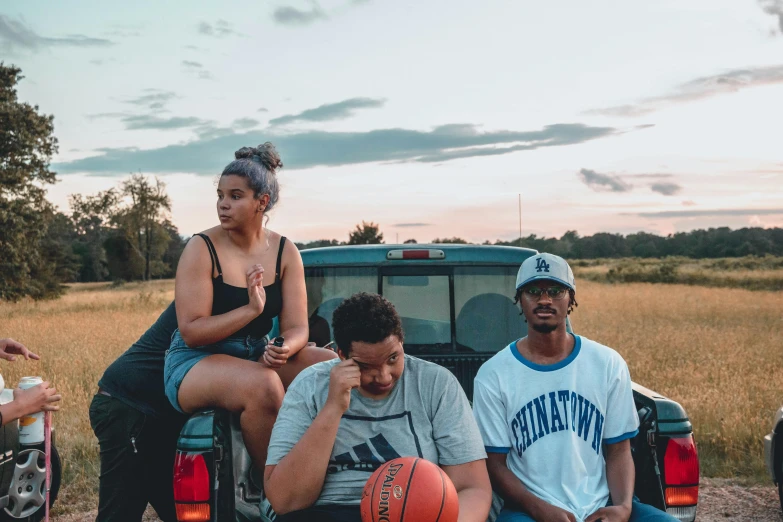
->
xmin=15 ymin=377 xmax=61 ymax=444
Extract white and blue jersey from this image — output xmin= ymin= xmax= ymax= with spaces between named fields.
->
xmin=473 ymin=335 xmax=639 ymax=522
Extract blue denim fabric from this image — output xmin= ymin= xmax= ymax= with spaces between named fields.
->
xmin=163 ymin=328 xmax=268 ymax=413
xmin=495 ymin=498 xmax=680 ymax=522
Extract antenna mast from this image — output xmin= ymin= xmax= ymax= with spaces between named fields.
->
xmin=518 ymin=193 xmax=522 ymax=243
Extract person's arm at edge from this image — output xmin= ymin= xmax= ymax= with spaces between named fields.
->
xmin=265 ymin=240 xmax=309 ymax=368
xmin=486 ymin=453 xmax=576 ymax=522
xmin=441 ymin=459 xmax=492 ymax=522
xmin=585 ymin=440 xmax=633 ymax=522
xmin=263 ymin=359 xmax=360 ymax=514
xmin=175 ymin=236 xmax=262 ymax=347
xmin=1 ymin=382 xmax=61 ymax=426
xmin=263 ymin=402 xmax=342 ymax=513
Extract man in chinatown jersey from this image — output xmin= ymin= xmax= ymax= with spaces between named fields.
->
xmin=472 ymin=254 xmax=679 ymax=522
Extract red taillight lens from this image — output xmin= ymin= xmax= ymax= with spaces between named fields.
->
xmin=663 ymin=435 xmax=699 ymax=507
xmin=174 ymin=452 xmax=210 ymax=502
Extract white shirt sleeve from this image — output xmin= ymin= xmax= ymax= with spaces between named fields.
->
xmin=602 ymin=356 xmax=640 ymax=444
xmin=472 ymin=373 xmax=512 ymax=454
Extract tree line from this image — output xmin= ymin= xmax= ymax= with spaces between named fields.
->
xmin=298 ymin=224 xmax=783 ymax=260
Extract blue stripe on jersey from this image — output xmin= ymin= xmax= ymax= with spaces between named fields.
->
xmin=510 ymin=335 xmax=582 ymax=372
xmin=604 ymin=429 xmax=639 ymax=445
xmin=485 ymin=446 xmax=511 ymax=454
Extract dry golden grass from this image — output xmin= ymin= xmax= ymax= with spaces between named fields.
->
xmin=571 ymin=280 xmax=783 ymax=480
xmin=0 ymin=276 xmax=780 ymax=516
xmin=0 ymin=280 xmax=175 ymax=516
xmin=572 ymin=256 xmax=783 ymax=290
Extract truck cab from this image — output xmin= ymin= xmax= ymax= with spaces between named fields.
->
xmin=173 ymin=244 xmax=699 ymax=522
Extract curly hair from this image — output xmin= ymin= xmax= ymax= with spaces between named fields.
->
xmin=332 ymin=293 xmax=405 ymax=356
xmin=513 ymin=287 xmax=579 ymax=315
xmin=221 ymin=142 xmax=283 ymax=211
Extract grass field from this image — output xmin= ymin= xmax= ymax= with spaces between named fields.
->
xmin=1 ymin=270 xmax=781 ymax=516
xmin=572 ymin=255 xmax=783 ymax=290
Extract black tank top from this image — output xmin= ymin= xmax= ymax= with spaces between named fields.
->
xmin=195 ymin=233 xmax=285 ymax=339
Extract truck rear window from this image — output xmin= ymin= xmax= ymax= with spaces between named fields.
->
xmin=304 ymin=265 xmax=527 ymax=354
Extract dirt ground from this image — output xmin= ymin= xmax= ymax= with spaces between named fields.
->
xmin=696 ymin=478 xmax=782 ymax=521
xmin=49 ymin=478 xmax=783 ymax=521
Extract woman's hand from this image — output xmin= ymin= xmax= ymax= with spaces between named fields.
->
xmin=262 ymin=338 xmax=291 ymax=368
xmin=0 ymin=338 xmax=40 ymax=362
xmin=246 ymin=264 xmax=266 ymax=315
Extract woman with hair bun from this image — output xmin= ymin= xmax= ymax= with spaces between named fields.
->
xmin=164 ymin=142 xmax=336 ymax=472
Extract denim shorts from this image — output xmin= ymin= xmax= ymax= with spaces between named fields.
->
xmin=164 ymin=329 xmax=268 ymax=413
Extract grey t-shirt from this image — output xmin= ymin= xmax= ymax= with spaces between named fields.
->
xmin=266 ymin=355 xmax=487 ymax=505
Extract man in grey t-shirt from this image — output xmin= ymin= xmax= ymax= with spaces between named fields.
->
xmin=265 ymin=292 xmax=492 ymax=522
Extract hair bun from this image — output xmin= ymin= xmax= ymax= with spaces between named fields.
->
xmin=234 ymin=142 xmax=283 ymax=173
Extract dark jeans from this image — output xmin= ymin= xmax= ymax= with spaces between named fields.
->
xmin=89 ymin=394 xmax=186 ymax=522
xmin=276 ymin=505 xmax=362 ymax=522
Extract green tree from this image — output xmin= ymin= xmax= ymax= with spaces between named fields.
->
xmin=296 ymin=239 xmax=342 ymax=250
xmin=431 ymin=237 xmax=468 ymax=244
xmin=0 ymin=63 xmax=61 ymax=300
xmin=114 ymin=174 xmax=173 ymax=281
xmin=348 ymin=221 xmax=384 ymax=245
xmin=69 ymin=189 xmax=119 ymax=282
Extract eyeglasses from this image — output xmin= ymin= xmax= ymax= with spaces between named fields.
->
xmin=523 ymin=286 xmax=568 ymax=300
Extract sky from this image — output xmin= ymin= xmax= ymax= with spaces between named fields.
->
xmin=2 ymin=0 xmax=783 ymax=243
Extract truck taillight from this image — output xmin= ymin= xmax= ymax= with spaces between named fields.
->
xmin=663 ymin=435 xmax=699 ymax=522
xmin=173 ymin=452 xmax=210 ymax=521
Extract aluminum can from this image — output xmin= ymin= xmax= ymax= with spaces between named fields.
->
xmin=17 ymin=376 xmax=44 ymax=444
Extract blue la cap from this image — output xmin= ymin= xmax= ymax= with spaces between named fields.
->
xmin=516 ymin=253 xmax=575 ymax=291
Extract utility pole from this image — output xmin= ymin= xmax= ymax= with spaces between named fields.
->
xmin=518 ymin=193 xmax=522 ymax=243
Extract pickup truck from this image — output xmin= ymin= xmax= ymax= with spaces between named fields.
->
xmin=172 ymin=244 xmax=700 ymax=522
xmin=0 ymin=382 xmax=62 ymax=521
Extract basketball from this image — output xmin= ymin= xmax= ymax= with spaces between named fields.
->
xmin=360 ymin=457 xmax=459 ymax=522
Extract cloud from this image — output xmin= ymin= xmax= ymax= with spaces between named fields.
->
xmin=760 ymin=0 xmax=783 ymax=34
xmin=181 ymin=61 xmax=214 ymax=80
xmin=198 ymin=20 xmax=240 ymax=38
xmin=587 ymin=64 xmax=783 ymax=117
xmin=393 ymin=223 xmax=433 ymax=228
xmin=633 ymin=208 xmax=783 ymax=218
xmin=88 ymin=112 xmax=212 ymax=131
xmin=258 ymin=107 xmax=269 ymax=113
xmin=53 ymin=122 xmax=619 ymax=176
xmin=626 ymin=173 xmax=673 ymax=179
xmin=233 ymin=118 xmax=260 ymax=129
xmin=89 ymin=58 xmax=119 ymax=66
xmin=273 ymin=5 xmax=328 ymax=26
xmin=121 ymin=115 xmax=212 ymax=131
xmin=578 ymin=168 xmax=632 ymax=193
xmin=124 ymin=90 xmax=178 ymax=111
xmin=270 ymin=97 xmax=385 ymax=126
xmin=649 ymin=182 xmax=682 ymax=196
xmin=0 ymin=15 xmax=114 ymax=53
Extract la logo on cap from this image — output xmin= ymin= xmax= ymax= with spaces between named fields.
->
xmin=535 ymin=258 xmax=550 ymax=273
